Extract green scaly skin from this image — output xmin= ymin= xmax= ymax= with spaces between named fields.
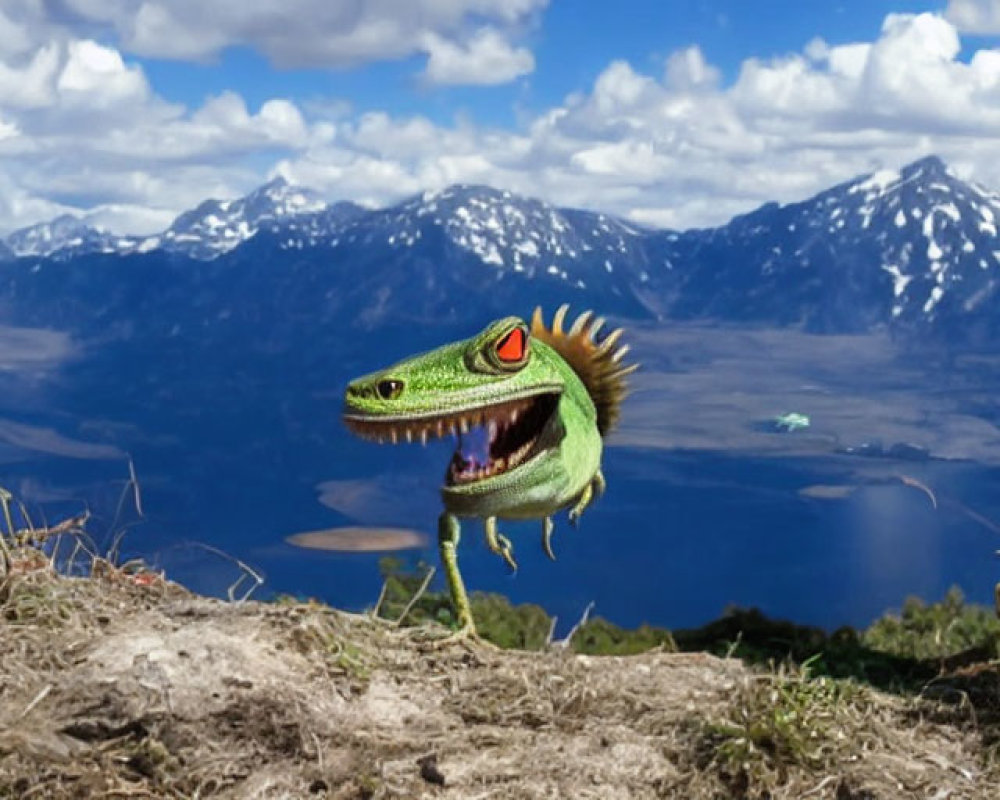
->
xmin=343 ymin=315 xmax=606 ymax=642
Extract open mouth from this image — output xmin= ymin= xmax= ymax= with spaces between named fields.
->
xmin=343 ymin=392 xmax=560 ymax=486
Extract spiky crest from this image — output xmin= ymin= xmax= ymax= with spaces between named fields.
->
xmin=530 ymin=304 xmax=638 ymax=436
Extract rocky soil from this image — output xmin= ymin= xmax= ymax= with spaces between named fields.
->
xmin=1 ymin=554 xmax=997 ymax=799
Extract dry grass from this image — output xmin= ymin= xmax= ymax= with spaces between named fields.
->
xmin=1 ymin=551 xmax=999 ymax=799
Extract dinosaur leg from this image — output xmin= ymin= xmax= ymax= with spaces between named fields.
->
xmin=541 ymin=516 xmax=556 ymax=561
xmin=431 ymin=513 xmax=495 ymax=649
xmin=485 ymin=516 xmax=518 ymax=572
xmin=568 ymin=481 xmax=594 ymax=527
xmin=438 ymin=512 xmax=475 ymax=634
xmin=593 ymin=469 xmax=606 ymax=498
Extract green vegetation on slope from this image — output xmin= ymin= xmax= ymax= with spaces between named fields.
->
xmin=374 ymin=558 xmax=1000 ymax=688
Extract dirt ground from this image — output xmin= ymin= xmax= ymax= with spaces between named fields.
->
xmin=1 ymin=557 xmax=997 ymax=799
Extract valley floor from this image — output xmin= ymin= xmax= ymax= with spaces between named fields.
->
xmin=1 ymin=552 xmax=998 ymax=799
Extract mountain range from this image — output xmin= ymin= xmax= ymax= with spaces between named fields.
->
xmin=1 ymin=155 xmax=999 ymax=344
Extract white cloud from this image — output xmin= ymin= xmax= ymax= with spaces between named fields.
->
xmin=664 ymin=46 xmax=721 ymax=91
xmin=56 ymin=40 xmax=150 ymax=106
xmin=946 ymin=0 xmax=1000 ymax=33
xmin=274 ymin=12 xmax=1000 ymax=230
xmin=422 ymin=28 xmax=534 ymax=85
xmin=0 ymin=40 xmax=59 ymax=108
xmin=0 ymin=6 xmax=34 ymax=58
xmin=4 ymin=10 xmax=1000 ymax=238
xmin=56 ymin=0 xmax=545 ymax=85
xmin=0 ymin=27 xmax=336 ymax=233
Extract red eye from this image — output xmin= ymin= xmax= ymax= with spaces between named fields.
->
xmin=496 ymin=327 xmax=526 ymax=362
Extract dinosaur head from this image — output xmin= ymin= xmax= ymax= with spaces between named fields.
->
xmin=343 ymin=315 xmax=567 ymax=489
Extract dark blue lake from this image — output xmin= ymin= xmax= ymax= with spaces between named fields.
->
xmin=2 ymin=319 xmax=998 ymax=634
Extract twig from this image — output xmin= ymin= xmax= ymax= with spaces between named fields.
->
xmin=0 ymin=488 xmax=15 ymax=575
xmin=310 ymin=730 xmax=324 ymax=772
xmin=393 ymin=565 xmax=436 ymax=627
xmin=801 ymin=775 xmax=837 ymax=798
xmin=128 ymin=457 xmax=144 ymax=517
xmin=371 ymin=578 xmax=390 ymax=620
xmin=19 ymin=684 xmax=53 ymax=719
xmin=0 ymin=488 xmax=16 ymax=538
xmin=107 ymin=458 xmax=144 ymax=564
xmin=0 ymin=526 xmax=10 ymax=576
xmin=16 ymin=511 xmax=90 ymax=547
xmin=544 ymin=615 xmax=558 ymax=647
xmin=16 ymin=499 xmax=35 ymax=538
xmin=188 ymin=542 xmax=265 ymax=603
xmin=553 ymin=601 xmax=595 ymax=650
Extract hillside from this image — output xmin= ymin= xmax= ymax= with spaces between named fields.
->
xmin=1 ymin=553 xmax=997 ymax=799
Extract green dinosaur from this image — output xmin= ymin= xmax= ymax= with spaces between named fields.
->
xmin=343 ymin=305 xmax=637 ymax=642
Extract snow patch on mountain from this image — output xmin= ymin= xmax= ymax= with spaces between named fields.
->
xmin=4 ymin=154 xmax=1000 ymax=341
xmin=4 ymin=214 xmax=134 ymax=259
xmin=158 ymin=177 xmax=327 ymax=259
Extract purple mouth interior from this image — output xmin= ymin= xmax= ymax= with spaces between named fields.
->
xmin=445 ymin=393 xmax=559 ymax=485
xmin=456 ymin=426 xmax=491 ymax=471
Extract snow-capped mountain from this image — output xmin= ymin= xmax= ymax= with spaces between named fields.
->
xmin=360 ymin=184 xmax=654 ymax=281
xmin=275 ymin=183 xmax=675 ymax=318
xmin=0 ymin=177 xmax=347 ymax=262
xmin=155 ymin=177 xmax=330 ymax=260
xmin=847 ymin=156 xmax=1000 ymax=323
xmin=3 ymin=154 xmax=1000 ymax=343
xmin=3 ymin=214 xmax=134 ymax=260
xmin=662 ymin=155 xmax=1000 ymax=336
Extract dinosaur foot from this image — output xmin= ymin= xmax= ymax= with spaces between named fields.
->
xmin=423 ymin=622 xmax=498 ymax=650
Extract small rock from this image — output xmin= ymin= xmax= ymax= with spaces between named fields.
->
xmin=417 ymin=753 xmax=446 ymax=786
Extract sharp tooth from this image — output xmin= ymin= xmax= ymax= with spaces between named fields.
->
xmin=496 ymin=457 xmax=507 ymax=472
xmin=420 ymin=429 xmax=428 ymax=445
xmin=488 ymin=419 xmax=497 ymax=439
xmin=436 ymin=420 xmax=445 ymax=437
xmin=459 ymin=418 xmax=469 ymax=434
xmin=510 ymin=408 xmax=519 ymax=423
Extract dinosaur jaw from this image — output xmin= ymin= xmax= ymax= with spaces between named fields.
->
xmin=342 ymin=391 xmax=561 ymax=486
xmin=446 ymin=392 xmax=559 ymax=486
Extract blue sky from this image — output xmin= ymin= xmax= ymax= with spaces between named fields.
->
xmin=144 ymin=1 xmax=946 ymax=125
xmin=0 ymin=0 xmax=998 ymax=234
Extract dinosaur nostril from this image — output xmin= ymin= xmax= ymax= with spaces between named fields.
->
xmin=375 ymin=379 xmax=404 ymax=400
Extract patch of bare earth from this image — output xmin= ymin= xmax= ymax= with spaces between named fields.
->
xmin=1 ymin=558 xmax=997 ymax=799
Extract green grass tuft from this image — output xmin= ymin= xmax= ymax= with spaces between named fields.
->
xmin=863 ymin=586 xmax=1000 ymax=661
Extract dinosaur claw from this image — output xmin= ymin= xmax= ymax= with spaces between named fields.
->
xmin=485 ymin=517 xmax=518 ymax=573
xmin=542 ymin=517 xmax=556 ymax=560
xmin=500 ymin=537 xmax=518 ymax=573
